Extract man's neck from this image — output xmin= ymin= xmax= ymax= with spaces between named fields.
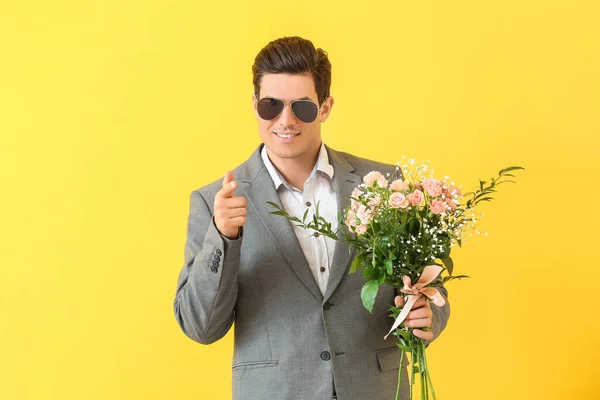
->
xmin=269 ymin=148 xmax=320 ymax=192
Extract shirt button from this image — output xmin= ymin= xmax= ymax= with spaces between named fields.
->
xmin=314 ymin=232 xmax=320 ymax=237
xmin=320 ymin=267 xmax=326 ymax=272
xmin=306 ymin=201 xmax=311 ymax=207
xmin=320 ymin=351 xmax=331 ymax=361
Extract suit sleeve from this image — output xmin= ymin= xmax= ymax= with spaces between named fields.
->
xmin=392 ymin=279 xmax=450 ymax=347
xmin=428 ymin=283 xmax=450 ymax=345
xmin=173 ymin=190 xmax=242 ymax=344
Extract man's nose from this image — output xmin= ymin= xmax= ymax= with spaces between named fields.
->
xmin=278 ymin=103 xmax=298 ymax=125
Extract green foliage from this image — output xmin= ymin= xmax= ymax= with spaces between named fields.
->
xmin=360 ymin=280 xmax=380 ymax=313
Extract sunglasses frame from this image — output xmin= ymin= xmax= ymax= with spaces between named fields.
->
xmin=255 ymin=96 xmax=323 ymax=123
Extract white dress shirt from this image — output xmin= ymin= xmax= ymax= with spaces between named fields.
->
xmin=261 ymin=143 xmax=339 ymax=296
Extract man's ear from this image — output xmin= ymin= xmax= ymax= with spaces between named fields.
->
xmin=251 ymin=93 xmax=259 ymax=118
xmin=319 ymin=96 xmax=334 ymax=122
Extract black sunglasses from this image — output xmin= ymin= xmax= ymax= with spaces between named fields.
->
xmin=256 ymin=97 xmax=321 ymax=123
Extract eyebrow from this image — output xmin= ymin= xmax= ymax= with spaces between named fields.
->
xmin=263 ymin=96 xmax=313 ymax=101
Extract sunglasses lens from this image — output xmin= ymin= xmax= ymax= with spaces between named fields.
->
xmin=291 ymin=100 xmax=319 ymax=123
xmin=257 ymin=98 xmax=284 ymax=120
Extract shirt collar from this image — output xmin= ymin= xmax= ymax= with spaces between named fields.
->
xmin=261 ymin=142 xmax=334 ymax=191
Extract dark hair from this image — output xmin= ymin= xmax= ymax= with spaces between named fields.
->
xmin=252 ymin=36 xmax=332 ymax=105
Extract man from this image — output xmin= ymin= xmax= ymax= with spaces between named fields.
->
xmin=173 ymin=36 xmax=450 ymax=400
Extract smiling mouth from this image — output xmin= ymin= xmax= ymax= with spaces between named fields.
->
xmin=274 ymin=132 xmax=300 ymax=139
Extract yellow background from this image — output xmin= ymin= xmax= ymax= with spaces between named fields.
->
xmin=1 ymin=0 xmax=599 ymax=399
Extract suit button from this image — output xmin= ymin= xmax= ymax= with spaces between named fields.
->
xmin=323 ymin=302 xmax=332 ymax=310
xmin=215 ymin=249 xmax=222 ymax=256
xmin=210 ymin=266 xmax=218 ymax=273
xmin=320 ymin=351 xmax=331 ymax=361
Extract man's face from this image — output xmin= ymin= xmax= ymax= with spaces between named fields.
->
xmin=252 ymin=73 xmax=333 ymax=164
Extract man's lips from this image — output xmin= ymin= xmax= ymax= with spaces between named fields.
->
xmin=274 ymin=132 xmax=300 ymax=139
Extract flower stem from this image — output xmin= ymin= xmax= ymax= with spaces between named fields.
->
xmin=395 ymin=349 xmax=404 ymax=400
xmin=422 ymin=340 xmax=437 ymax=400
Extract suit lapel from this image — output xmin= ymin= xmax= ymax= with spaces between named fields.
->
xmin=323 ymin=147 xmax=361 ymax=302
xmin=239 ymin=146 xmax=323 ymax=302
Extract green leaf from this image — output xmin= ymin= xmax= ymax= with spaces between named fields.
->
xmin=398 ymin=343 xmax=411 ymax=352
xmin=385 ymin=259 xmax=393 ymax=275
xmin=361 ymin=280 xmax=380 ymax=313
xmin=266 ymin=201 xmax=281 ymax=210
xmin=498 ymin=166 xmax=525 ymax=175
xmin=397 ymin=329 xmax=410 ymax=340
xmin=349 ymin=256 xmax=363 ymax=275
xmin=440 ymin=256 xmax=454 ymax=276
xmin=362 ymin=266 xmax=379 ymax=280
xmin=446 ymin=274 xmax=470 ymax=281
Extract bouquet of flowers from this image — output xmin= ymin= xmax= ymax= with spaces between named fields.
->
xmin=269 ymin=158 xmax=523 ymax=400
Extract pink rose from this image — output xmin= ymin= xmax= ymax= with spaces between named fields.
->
xmin=356 ymin=204 xmax=372 ymax=225
xmin=368 ymin=196 xmax=381 ymax=209
xmin=407 ymin=189 xmax=424 ymax=206
xmin=388 ymin=192 xmax=409 ymax=209
xmin=446 ymin=184 xmax=461 ymax=198
xmin=376 ymin=175 xmax=388 ymax=188
xmin=390 ymin=179 xmax=408 ymax=191
xmin=363 ymin=171 xmax=383 ymax=186
xmin=430 ymin=200 xmax=446 ymax=214
xmin=350 ymin=188 xmax=364 ymax=210
xmin=355 ymin=224 xmax=367 ymax=235
xmin=422 ymin=178 xmax=443 ymax=197
xmin=445 ymin=197 xmax=458 ymax=212
xmin=345 ymin=210 xmax=357 ymax=227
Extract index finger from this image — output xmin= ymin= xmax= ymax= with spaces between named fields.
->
xmin=218 ymin=171 xmax=237 ymax=198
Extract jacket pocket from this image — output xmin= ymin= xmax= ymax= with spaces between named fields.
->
xmin=232 ymin=360 xmax=279 ymax=371
xmin=376 ymin=347 xmax=407 ymax=372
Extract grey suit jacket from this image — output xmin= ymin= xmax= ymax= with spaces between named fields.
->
xmin=174 ymin=144 xmax=450 ymax=400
